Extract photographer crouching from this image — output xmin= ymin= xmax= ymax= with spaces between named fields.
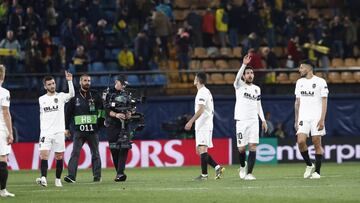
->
xmin=103 ymin=75 xmax=144 ymax=182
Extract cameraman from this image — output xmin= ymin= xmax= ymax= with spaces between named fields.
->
xmin=103 ymin=75 xmax=133 ymax=182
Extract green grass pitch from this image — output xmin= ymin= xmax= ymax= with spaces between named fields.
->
xmin=3 ymin=163 xmax=360 ymax=203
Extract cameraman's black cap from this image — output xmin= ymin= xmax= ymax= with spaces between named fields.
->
xmin=115 ymin=74 xmax=128 ymax=85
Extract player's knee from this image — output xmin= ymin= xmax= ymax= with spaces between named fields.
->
xmin=40 ymin=152 xmax=49 ymax=160
xmin=238 ymin=147 xmax=246 ymax=153
xmin=55 ymin=153 xmax=63 ymax=160
xmin=0 ymin=155 xmax=7 ymax=162
xmin=297 ymin=138 xmax=306 ymax=146
xmin=248 ymin=144 xmax=257 ymax=151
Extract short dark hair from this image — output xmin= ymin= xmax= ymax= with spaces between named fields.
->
xmin=243 ymin=66 xmax=254 ymax=75
xmin=80 ymin=74 xmax=90 ymax=81
xmin=300 ymin=59 xmax=314 ymax=69
xmin=196 ymin=72 xmax=207 ymax=84
xmin=43 ymin=76 xmax=55 ymax=85
xmin=115 ymin=74 xmax=127 ymax=85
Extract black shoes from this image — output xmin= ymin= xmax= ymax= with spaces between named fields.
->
xmin=114 ymin=174 xmax=127 ymax=182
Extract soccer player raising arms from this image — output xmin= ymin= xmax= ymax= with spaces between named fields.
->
xmin=295 ymin=61 xmax=328 ymax=179
xmin=36 ymin=71 xmax=74 ymax=187
xmin=234 ymin=55 xmax=267 ymax=181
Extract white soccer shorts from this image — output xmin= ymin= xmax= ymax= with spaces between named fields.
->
xmin=236 ymin=120 xmax=259 ymax=147
xmin=195 ymin=130 xmax=213 ymax=148
xmin=39 ymin=132 xmax=65 ymax=152
xmin=296 ymin=120 xmax=326 ymax=136
xmin=0 ymin=130 xmax=11 ymax=156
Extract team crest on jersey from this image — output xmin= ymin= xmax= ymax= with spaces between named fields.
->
xmin=75 ymin=98 xmax=81 ymax=106
xmin=54 ymin=98 xmax=58 ymax=103
xmin=255 ymin=89 xmax=258 ymax=94
xmin=312 ymin=84 xmax=316 ymax=88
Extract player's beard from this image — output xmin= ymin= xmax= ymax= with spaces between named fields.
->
xmin=81 ymin=84 xmax=90 ymax=91
xmin=245 ymin=77 xmax=253 ymax=84
xmin=300 ymin=71 xmax=308 ymax=77
xmin=47 ymin=87 xmax=55 ymax=94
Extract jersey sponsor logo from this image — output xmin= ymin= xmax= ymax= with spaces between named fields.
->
xmin=243 ymin=92 xmax=258 ymax=101
xmin=300 ymin=91 xmax=314 ymax=96
xmin=312 ymin=84 xmax=316 ymax=88
xmin=43 ymin=105 xmax=59 ymax=112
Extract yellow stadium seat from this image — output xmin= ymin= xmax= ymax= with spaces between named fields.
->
xmin=276 ymin=73 xmax=290 ymax=84
xmin=224 ymin=73 xmax=236 ymax=84
xmin=173 ymin=10 xmax=187 ymax=21
xmin=232 ymin=47 xmax=242 ymax=58
xmin=210 ymin=73 xmax=225 ymax=84
xmin=220 ymin=47 xmax=233 ymax=57
xmin=215 ymin=60 xmax=229 ymax=69
xmin=308 ymin=9 xmax=319 ymax=19
xmin=344 ymin=58 xmax=356 ymax=67
xmin=273 ymin=47 xmax=285 ymax=58
xmin=353 ymin=71 xmax=360 ymax=82
xmin=328 ymin=72 xmax=342 ymax=83
xmin=315 ymin=72 xmax=326 ymax=78
xmin=341 ymin=72 xmax=356 ymax=83
xmin=174 ymin=0 xmax=190 ymax=8
xmin=331 ymin=58 xmax=344 ymax=68
xmin=289 ymin=72 xmax=300 ymax=83
xmin=189 ymin=60 xmax=200 ymax=70
xmin=228 ymin=59 xmax=241 ymax=69
xmin=193 ymin=47 xmax=207 ymax=58
xmin=201 ymin=60 xmax=215 ymax=69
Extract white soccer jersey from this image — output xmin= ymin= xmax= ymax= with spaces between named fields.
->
xmin=0 ymin=86 xmax=10 ymax=131
xmin=39 ymin=81 xmax=74 ymax=136
xmin=194 ymin=86 xmax=214 ymax=131
xmin=295 ymin=75 xmax=329 ymax=121
xmin=233 ymin=64 xmax=264 ymax=121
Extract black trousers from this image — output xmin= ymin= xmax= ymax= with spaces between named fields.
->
xmin=67 ymin=132 xmax=101 ymax=179
xmin=106 ymin=125 xmax=130 ymax=175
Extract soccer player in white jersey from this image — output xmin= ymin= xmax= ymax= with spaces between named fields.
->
xmin=0 ymin=65 xmax=15 ymax=197
xmin=36 ymin=71 xmax=74 ymax=187
xmin=295 ymin=61 xmax=328 ymax=179
xmin=185 ymin=72 xmax=225 ymax=180
xmin=234 ymin=55 xmax=268 ymax=181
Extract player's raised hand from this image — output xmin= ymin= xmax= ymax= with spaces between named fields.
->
xmin=242 ymin=54 xmax=251 ymax=65
xmin=317 ymin=119 xmax=325 ymax=131
xmin=65 ymin=70 xmax=73 ymax=81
